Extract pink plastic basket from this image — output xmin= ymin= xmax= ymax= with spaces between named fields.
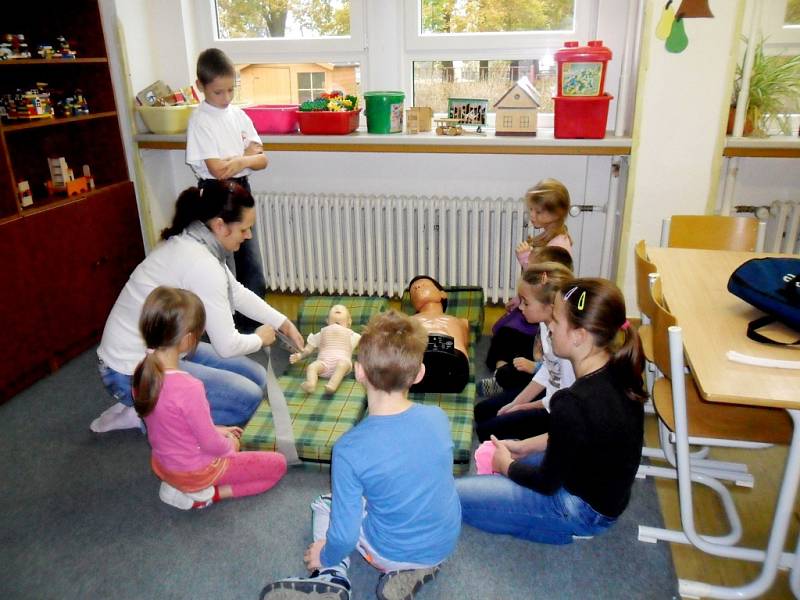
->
xmin=242 ymin=105 xmax=299 ymax=134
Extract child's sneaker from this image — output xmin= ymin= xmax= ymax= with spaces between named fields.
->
xmin=158 ymin=481 xmax=214 ymax=510
xmin=477 ymin=376 xmax=502 ymax=397
xmin=260 ymin=569 xmax=351 ymax=600
xmin=375 ymin=566 xmax=440 ymax=600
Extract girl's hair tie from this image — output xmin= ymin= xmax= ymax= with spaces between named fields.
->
xmin=145 ymin=348 xmax=155 ymax=355
xmin=563 ymin=286 xmax=578 ymax=301
xmin=620 ymin=320 xmax=630 ymax=331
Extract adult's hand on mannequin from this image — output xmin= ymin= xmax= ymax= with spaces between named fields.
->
xmin=279 ymin=319 xmax=305 ymax=353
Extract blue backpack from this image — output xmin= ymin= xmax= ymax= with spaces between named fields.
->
xmin=727 ymin=257 xmax=800 ymax=346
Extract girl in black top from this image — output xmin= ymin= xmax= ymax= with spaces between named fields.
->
xmin=457 ymin=278 xmax=646 ymax=544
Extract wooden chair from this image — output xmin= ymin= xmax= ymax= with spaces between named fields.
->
xmin=638 ymin=278 xmax=792 ymax=548
xmin=660 ymin=215 xmax=765 ymax=251
xmin=634 ymin=240 xmax=657 ymax=364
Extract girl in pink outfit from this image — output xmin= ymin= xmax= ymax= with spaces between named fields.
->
xmin=514 ymin=178 xmax=573 ymax=268
xmin=133 ymin=286 xmax=287 ymax=510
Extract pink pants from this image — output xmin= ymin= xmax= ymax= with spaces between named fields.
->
xmin=215 ymin=451 xmax=287 ymax=498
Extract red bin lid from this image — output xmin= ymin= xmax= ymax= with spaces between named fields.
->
xmin=555 ymin=40 xmax=612 ymax=62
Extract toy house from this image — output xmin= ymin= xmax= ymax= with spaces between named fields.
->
xmin=406 ymin=106 xmax=432 ymax=133
xmin=493 ymin=76 xmax=541 ymax=137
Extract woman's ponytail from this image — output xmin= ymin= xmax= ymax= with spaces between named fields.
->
xmin=161 ymin=180 xmax=255 ymax=240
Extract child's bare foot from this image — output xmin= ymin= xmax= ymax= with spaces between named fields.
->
xmin=300 ymin=381 xmax=316 ymax=393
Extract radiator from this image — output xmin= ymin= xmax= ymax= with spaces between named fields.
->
xmin=765 ymin=201 xmax=800 ymax=255
xmin=256 ymin=192 xmax=527 ymax=302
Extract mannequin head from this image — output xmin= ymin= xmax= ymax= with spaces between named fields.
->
xmin=327 ymin=304 xmax=352 ymax=328
xmin=408 ymin=276 xmax=448 ymax=312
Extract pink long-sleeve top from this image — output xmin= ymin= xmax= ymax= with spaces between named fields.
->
xmin=144 ymin=370 xmax=236 ymax=473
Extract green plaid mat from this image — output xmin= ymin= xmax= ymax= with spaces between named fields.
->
xmin=242 ymin=296 xmax=388 ymax=461
xmin=242 ymin=290 xmax=484 ymax=474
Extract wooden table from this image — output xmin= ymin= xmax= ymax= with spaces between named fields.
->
xmin=646 ymin=247 xmax=800 ymax=599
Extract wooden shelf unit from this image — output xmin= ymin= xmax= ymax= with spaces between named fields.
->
xmin=0 ymin=1 xmax=144 ymax=403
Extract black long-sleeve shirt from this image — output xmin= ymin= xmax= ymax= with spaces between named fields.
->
xmin=507 ymin=364 xmax=644 ymax=518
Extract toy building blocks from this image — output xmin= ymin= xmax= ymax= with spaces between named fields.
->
xmin=0 ymin=34 xmax=31 ymax=60
xmin=82 ymin=165 xmax=95 ymax=190
xmin=434 ymin=118 xmax=463 ymax=136
xmin=18 ymin=181 xmax=33 ymax=207
xmin=406 ymin=107 xmax=433 ymax=134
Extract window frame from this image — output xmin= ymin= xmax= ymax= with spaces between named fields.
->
xmin=194 ymin=0 xmax=367 ymax=62
xmin=402 ymin=0 xmax=599 ymax=117
xmin=761 ymin=1 xmax=800 ymax=48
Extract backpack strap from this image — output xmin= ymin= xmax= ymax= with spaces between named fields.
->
xmin=746 ymin=316 xmax=800 ymax=346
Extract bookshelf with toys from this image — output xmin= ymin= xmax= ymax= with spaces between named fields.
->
xmin=0 ymin=1 xmax=144 ymax=402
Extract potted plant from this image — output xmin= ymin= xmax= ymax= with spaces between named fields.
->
xmin=730 ymin=36 xmax=800 ymax=137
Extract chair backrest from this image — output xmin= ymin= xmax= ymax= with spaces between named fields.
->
xmin=650 ymin=278 xmax=677 ymax=379
xmin=665 ymin=215 xmax=760 ymax=251
xmin=634 ymin=240 xmax=658 ymax=319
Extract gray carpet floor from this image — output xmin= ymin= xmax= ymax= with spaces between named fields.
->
xmin=0 ymin=338 xmax=678 ymax=599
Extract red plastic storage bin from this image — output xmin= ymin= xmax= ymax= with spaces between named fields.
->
xmin=553 ymin=94 xmax=613 ymax=139
xmin=296 ymin=109 xmax=361 ymax=135
xmin=554 ymin=40 xmax=612 ymax=97
xmin=242 ymin=105 xmax=299 ymax=134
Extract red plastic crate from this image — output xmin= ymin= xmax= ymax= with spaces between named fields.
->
xmin=296 ymin=109 xmax=361 ymax=135
xmin=553 ymin=94 xmax=613 ymax=139
xmin=242 ymin=105 xmax=299 ymax=134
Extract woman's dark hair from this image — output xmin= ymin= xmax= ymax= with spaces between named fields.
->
xmin=560 ymin=277 xmax=646 ymax=403
xmin=132 ymin=287 xmax=206 ymax=417
xmin=161 ymin=180 xmax=254 ymax=239
xmin=196 ymin=48 xmax=235 ymax=85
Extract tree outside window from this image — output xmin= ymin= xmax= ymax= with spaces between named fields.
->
xmin=215 ymin=0 xmax=350 ymax=39
xmin=420 ymin=0 xmax=574 ymax=34
xmin=787 ymin=0 xmax=800 ymax=25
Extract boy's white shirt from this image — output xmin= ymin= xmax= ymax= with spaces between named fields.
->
xmin=185 ymin=101 xmax=261 ymax=180
xmin=533 ymin=321 xmax=576 ymax=412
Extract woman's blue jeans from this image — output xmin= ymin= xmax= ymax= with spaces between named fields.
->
xmin=97 ymin=342 xmax=267 ymax=426
xmin=456 ymin=453 xmax=616 ymax=545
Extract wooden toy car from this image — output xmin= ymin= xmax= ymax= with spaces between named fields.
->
xmin=435 ymin=118 xmax=463 ymax=136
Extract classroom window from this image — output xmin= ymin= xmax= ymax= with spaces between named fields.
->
xmin=234 ymin=63 xmax=360 ymax=105
xmin=419 ymin=0 xmax=575 ymax=35
xmin=215 ymin=0 xmax=351 ymax=39
xmin=786 ymin=0 xmax=800 ymax=26
xmin=413 ymin=59 xmax=556 ymax=114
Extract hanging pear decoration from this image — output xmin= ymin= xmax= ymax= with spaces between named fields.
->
xmin=676 ymin=0 xmax=714 ymax=19
xmin=665 ymin=17 xmax=689 ymax=53
xmin=656 ymin=1 xmax=676 ymax=40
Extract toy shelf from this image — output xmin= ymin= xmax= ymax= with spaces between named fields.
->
xmin=1 ymin=111 xmax=117 ymax=132
xmin=18 ymin=183 xmax=119 ymax=216
xmin=0 ymin=58 xmax=108 ymax=66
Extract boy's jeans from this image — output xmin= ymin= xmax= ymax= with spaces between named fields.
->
xmin=456 ymin=453 xmax=616 ymax=545
xmin=97 ymin=342 xmax=266 ymax=426
xmin=310 ymin=494 xmax=438 ymax=573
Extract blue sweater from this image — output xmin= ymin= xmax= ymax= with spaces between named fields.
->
xmin=320 ymin=403 xmax=462 ymax=567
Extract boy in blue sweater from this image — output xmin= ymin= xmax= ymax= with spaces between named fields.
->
xmin=261 ymin=310 xmax=461 ymax=600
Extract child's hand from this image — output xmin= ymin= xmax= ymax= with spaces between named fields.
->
xmin=516 ymin=240 xmax=530 ymax=254
xmin=505 ymin=296 xmax=521 ymax=311
xmin=289 ymin=351 xmax=303 ymax=364
xmin=217 ymin=157 xmax=243 ymax=179
xmin=490 ymin=435 xmax=514 ymax=476
xmin=304 ymin=539 xmax=325 ymax=571
xmin=501 ymin=438 xmax=529 ymax=460
xmin=496 ymin=401 xmax=516 ymax=416
xmin=224 ymin=426 xmax=243 ymax=439
xmin=512 ymin=357 xmax=536 ymax=374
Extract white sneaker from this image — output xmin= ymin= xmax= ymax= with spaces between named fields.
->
xmin=90 ymin=404 xmax=142 ymax=433
xmin=158 ymin=481 xmax=214 ymax=510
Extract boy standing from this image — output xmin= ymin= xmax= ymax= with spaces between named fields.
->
xmin=186 ymin=48 xmax=267 ymax=327
xmin=261 ymin=311 xmax=461 ymax=600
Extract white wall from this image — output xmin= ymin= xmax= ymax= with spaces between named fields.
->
xmin=618 ymin=0 xmax=744 ymax=304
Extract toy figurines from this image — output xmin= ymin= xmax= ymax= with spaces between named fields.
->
xmin=290 ymin=304 xmax=361 ymax=394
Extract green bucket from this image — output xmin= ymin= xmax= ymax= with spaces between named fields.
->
xmin=364 ymin=91 xmax=405 ymax=134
